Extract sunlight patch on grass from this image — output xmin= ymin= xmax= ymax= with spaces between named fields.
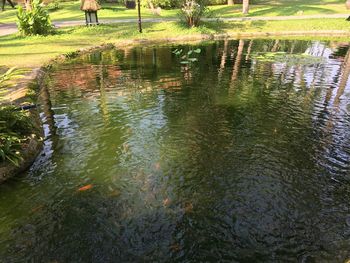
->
xmin=0 ymin=1 xmax=348 ymax=24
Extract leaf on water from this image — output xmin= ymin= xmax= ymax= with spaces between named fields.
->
xmin=187 ymin=58 xmax=198 ymax=62
xmin=78 ymin=184 xmax=93 ymax=192
xmin=173 ymin=49 xmax=183 ymax=56
xmin=252 ymin=52 xmax=325 ymax=65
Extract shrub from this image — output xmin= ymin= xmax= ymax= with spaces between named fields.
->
xmin=46 ymin=0 xmax=60 ymax=11
xmin=0 ymin=106 xmax=34 ymax=166
xmin=0 ymin=106 xmax=33 ymax=136
xmin=17 ymin=0 xmax=54 ymax=36
xmin=0 ymin=133 xmax=23 ymax=166
xmin=178 ymin=0 xmax=209 ymax=27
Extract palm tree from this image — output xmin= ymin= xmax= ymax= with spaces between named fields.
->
xmin=242 ymin=0 xmax=249 ymax=14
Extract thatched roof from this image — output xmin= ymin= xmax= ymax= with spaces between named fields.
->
xmin=81 ymin=0 xmax=101 ymax=11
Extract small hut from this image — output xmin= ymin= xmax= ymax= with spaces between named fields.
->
xmin=81 ymin=0 xmax=100 ymax=25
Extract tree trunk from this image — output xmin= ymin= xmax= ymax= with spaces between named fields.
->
xmin=148 ymin=0 xmax=155 ymax=12
xmin=24 ymin=0 xmax=32 ymax=10
xmin=346 ymin=0 xmax=350 ymax=9
xmin=242 ymin=0 xmax=249 ymax=14
xmin=227 ymin=0 xmax=234 ymax=5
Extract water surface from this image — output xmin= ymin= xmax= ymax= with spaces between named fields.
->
xmin=1 ymin=39 xmax=350 ymax=262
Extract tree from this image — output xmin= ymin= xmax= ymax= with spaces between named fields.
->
xmin=1 ymin=0 xmax=14 ymax=11
xmin=227 ymin=0 xmax=234 ymax=5
xmin=242 ymin=0 xmax=249 ymax=14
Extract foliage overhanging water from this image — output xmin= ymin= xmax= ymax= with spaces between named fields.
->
xmin=1 ymin=39 xmax=350 ymax=262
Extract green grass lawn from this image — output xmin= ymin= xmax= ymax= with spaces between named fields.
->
xmin=0 ymin=18 xmax=349 ymax=69
xmin=0 ymin=2 xmax=177 ymax=24
xmin=0 ymin=0 xmax=348 ymax=24
xmin=211 ymin=3 xmax=348 ymax=18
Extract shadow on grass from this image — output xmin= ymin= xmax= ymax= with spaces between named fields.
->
xmin=103 ymin=6 xmax=129 ymax=12
xmin=0 ymin=8 xmax=17 ymax=21
xmin=200 ymin=20 xmax=267 ymax=33
xmin=210 ymin=5 xmax=242 ymax=16
xmin=251 ymin=5 xmax=339 ymax=16
xmin=254 ymin=0 xmax=343 ymax=5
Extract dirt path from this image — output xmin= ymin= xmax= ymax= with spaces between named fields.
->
xmin=0 ymin=14 xmax=348 ymax=36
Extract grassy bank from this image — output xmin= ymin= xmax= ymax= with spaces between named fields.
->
xmin=0 ymin=19 xmax=349 ymax=68
xmin=0 ymin=0 xmax=348 ymax=24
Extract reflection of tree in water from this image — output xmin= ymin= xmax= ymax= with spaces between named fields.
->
xmin=157 ymin=40 xmax=350 ymax=261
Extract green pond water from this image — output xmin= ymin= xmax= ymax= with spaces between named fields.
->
xmin=1 ymin=39 xmax=350 ymax=262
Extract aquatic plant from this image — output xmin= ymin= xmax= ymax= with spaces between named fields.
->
xmin=172 ymin=47 xmax=201 ymax=64
xmin=252 ymin=52 xmax=326 ymax=66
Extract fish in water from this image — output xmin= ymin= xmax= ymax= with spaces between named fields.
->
xmin=78 ymin=184 xmax=93 ymax=192
xmin=163 ymin=198 xmax=171 ymax=207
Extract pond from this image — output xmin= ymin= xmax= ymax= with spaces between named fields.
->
xmin=1 ymin=39 xmax=350 ymax=262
